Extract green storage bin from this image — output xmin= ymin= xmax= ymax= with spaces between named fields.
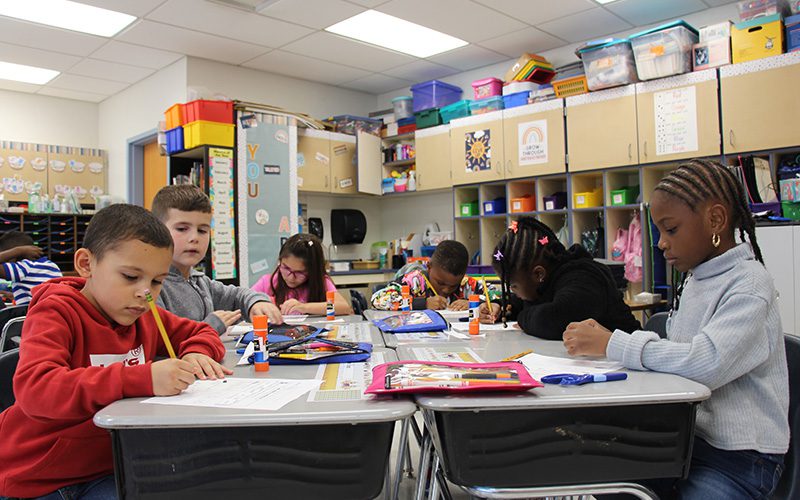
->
xmin=415 ymin=108 xmax=442 ymax=129
xmin=783 ymin=202 xmax=800 ymax=220
xmin=460 ymin=201 xmax=479 ymax=217
xmin=610 ymin=186 xmax=639 ymax=206
xmin=440 ymin=99 xmax=472 ymax=124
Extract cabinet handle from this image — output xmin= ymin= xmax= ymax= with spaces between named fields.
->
xmin=506 ymin=160 xmax=512 ymax=174
xmin=324 ymin=176 xmax=329 ymax=188
xmin=643 ymin=140 xmax=647 ymax=158
xmin=628 ymin=143 xmax=632 ymax=160
xmin=496 ymin=161 xmax=502 ymax=176
xmin=417 ymin=173 xmax=422 ymax=189
xmin=729 ymin=129 xmax=734 ymax=146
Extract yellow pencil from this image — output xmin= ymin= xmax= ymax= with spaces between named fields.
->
xmin=144 ymin=289 xmax=176 ymax=359
xmin=422 ymin=273 xmax=439 ymax=297
xmin=482 ymin=275 xmax=492 ymax=310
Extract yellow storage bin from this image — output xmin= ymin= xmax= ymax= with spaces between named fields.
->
xmin=574 ymin=188 xmax=602 ymax=208
xmin=732 ymin=14 xmax=784 ymax=63
xmin=183 ymin=120 xmax=235 ymax=149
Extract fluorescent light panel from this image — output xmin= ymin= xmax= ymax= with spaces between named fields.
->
xmin=595 ymin=0 xmax=620 ymax=4
xmin=325 ymin=10 xmax=468 ymax=58
xmin=0 ymin=0 xmax=136 ymax=37
xmin=0 ymin=61 xmax=59 ymax=84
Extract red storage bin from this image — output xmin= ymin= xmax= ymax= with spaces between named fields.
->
xmin=184 ymin=99 xmax=234 ymax=124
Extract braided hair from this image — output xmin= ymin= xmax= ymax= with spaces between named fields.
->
xmin=654 ymin=158 xmax=764 ymax=311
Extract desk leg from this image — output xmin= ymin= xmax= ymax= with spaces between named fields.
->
xmin=414 ymin=432 xmax=433 ymax=500
xmin=392 ymin=417 xmax=411 ymax=500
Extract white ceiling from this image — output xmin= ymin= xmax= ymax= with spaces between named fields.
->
xmin=0 ymin=0 xmax=739 ymax=103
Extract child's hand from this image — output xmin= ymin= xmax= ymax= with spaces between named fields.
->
xmin=151 ymin=358 xmax=198 ymax=396
xmin=426 ymin=296 xmax=447 ymax=310
xmin=279 ymin=298 xmax=304 ymax=315
xmin=448 ymin=299 xmax=469 ymax=311
xmin=251 ymin=301 xmax=283 ymax=325
xmin=479 ymin=302 xmax=500 ymax=324
xmin=182 ymin=352 xmax=233 ymax=380
xmin=13 ymin=245 xmax=44 ymax=260
xmin=213 ymin=310 xmax=242 ymax=327
xmin=563 ymin=319 xmax=613 ymax=357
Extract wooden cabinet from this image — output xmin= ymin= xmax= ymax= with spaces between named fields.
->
xmin=415 ymin=125 xmax=452 ymax=191
xmin=330 ymin=133 xmax=357 ymax=194
xmin=297 ymin=129 xmax=330 ymax=193
xmin=566 ymin=86 xmax=639 ymax=171
xmin=297 ymin=130 xmax=380 ymax=195
xmin=502 ymin=100 xmax=566 ymax=179
xmin=635 ymin=69 xmax=721 ymax=164
xmin=721 ymin=52 xmax=800 ymax=154
xmin=450 ymin=111 xmax=505 ymax=185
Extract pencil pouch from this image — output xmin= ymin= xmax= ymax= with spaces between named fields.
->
xmin=365 ymin=360 xmax=541 ymax=394
xmin=238 ymin=324 xmax=319 ymax=344
xmin=372 ymin=309 xmax=447 ymax=333
xmin=245 ymin=330 xmax=372 ymax=365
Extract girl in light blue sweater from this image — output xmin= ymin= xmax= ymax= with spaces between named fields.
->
xmin=564 ymin=159 xmax=789 ymax=499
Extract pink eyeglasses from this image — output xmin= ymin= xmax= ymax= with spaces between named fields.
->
xmin=279 ymin=264 xmax=308 ymax=280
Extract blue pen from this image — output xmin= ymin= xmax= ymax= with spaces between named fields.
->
xmin=540 ymin=372 xmax=628 ymax=386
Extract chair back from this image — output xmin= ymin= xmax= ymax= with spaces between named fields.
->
xmin=1 ymin=316 xmax=25 ymax=353
xmin=644 ymin=311 xmax=669 ymax=339
xmin=0 ymin=348 xmax=19 ymax=411
xmin=772 ymin=334 xmax=800 ymax=499
xmin=350 ymin=290 xmax=368 ymax=317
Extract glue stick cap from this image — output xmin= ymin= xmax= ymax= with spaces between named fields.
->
xmin=252 ymin=315 xmax=268 ymax=331
xmin=469 ymin=294 xmax=480 ymax=302
xmin=402 ymin=285 xmax=410 ymax=294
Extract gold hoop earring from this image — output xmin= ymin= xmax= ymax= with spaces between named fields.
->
xmin=712 ymin=233 xmax=721 ymax=248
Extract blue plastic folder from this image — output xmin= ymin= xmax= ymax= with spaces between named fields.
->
xmin=240 ymin=326 xmax=372 ymax=365
xmin=372 ymin=310 xmax=447 ymax=333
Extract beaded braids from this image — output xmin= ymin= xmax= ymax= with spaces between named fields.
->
xmin=654 ymin=158 xmax=764 ymax=311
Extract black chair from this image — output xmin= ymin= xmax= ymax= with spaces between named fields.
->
xmin=0 ymin=316 xmax=25 ymax=353
xmin=350 ymin=290 xmax=368 ymax=316
xmin=0 ymin=304 xmax=27 ymax=334
xmin=0 ymin=348 xmax=19 ymax=411
xmin=644 ymin=311 xmax=669 ymax=339
xmin=773 ymin=334 xmax=800 ymax=499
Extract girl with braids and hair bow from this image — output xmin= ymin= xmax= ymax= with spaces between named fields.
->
xmin=565 ymin=159 xmax=788 ymax=499
xmin=485 ymin=216 xmax=640 ymax=340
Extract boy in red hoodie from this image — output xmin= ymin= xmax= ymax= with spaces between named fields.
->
xmin=0 ymin=204 xmax=230 ymax=499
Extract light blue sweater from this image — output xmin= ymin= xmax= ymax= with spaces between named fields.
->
xmin=607 ymin=243 xmax=789 ymax=454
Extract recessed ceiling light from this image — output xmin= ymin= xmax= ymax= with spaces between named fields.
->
xmin=0 ymin=0 xmax=136 ymax=37
xmin=0 ymin=61 xmax=59 ymax=85
xmin=595 ymin=0 xmax=620 ymax=4
xmin=325 ymin=10 xmax=468 ymax=58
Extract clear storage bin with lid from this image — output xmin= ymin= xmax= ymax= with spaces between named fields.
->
xmin=629 ymin=20 xmax=699 ymax=80
xmin=391 ymin=96 xmax=414 ymax=120
xmin=410 ymin=80 xmax=462 ymax=113
xmin=578 ymin=38 xmax=639 ymax=91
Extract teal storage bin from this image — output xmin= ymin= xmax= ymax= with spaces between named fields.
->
xmin=469 ymin=96 xmax=504 ymax=115
xmin=415 ymin=108 xmax=442 ymax=129
xmin=440 ymin=100 xmax=472 ymax=124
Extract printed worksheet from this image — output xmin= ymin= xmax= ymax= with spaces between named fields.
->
xmin=307 ymin=351 xmax=387 ymax=402
xmin=321 ymin=323 xmax=372 ymax=343
xmin=450 ymin=321 xmax=519 ymax=334
xmin=283 ymin=315 xmax=309 ymax=324
xmin=519 ymin=352 xmax=624 ymax=380
xmin=393 ymin=331 xmax=452 ymax=343
xmin=410 ymin=347 xmax=484 ymax=363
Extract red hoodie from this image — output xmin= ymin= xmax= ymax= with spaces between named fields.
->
xmin=0 ymin=277 xmax=225 ymax=497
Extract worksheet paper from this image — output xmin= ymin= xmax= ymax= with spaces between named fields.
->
xmin=322 ymin=323 xmax=372 ymax=343
xmin=307 ymin=351 xmax=387 ymax=402
xmin=283 ymin=315 xmax=309 ymax=324
xmin=410 ymin=346 xmax=484 ymax=363
xmin=438 ymin=309 xmax=469 ymax=320
xmin=393 ymin=331 xmax=452 ymax=342
xmin=519 ymin=352 xmax=624 ymax=380
xmin=450 ymin=321 xmax=519 ymax=333
xmin=141 ymin=378 xmax=321 ymax=411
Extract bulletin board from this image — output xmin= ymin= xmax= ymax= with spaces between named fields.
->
xmin=0 ymin=142 xmax=49 ymax=203
xmin=47 ymin=146 xmax=108 ymax=202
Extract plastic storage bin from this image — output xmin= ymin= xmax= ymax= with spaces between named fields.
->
xmin=574 ymin=189 xmax=602 ymax=208
xmin=502 ymin=91 xmax=531 ymax=109
xmin=325 ymin=115 xmax=383 ymax=136
xmin=382 ymin=178 xmax=395 ymax=194
xmin=578 ymin=39 xmax=639 ymax=91
xmin=466 ymin=264 xmax=494 ymax=276
xmin=502 ymin=81 xmax=538 ymax=96
xmin=543 ymin=192 xmax=568 ymax=210
xmin=392 ymin=96 xmax=414 ymax=120
xmin=472 ymin=77 xmax=503 ymax=99
xmin=165 ymin=103 xmax=185 ymax=129
xmin=737 ymin=0 xmax=790 ymax=21
xmin=510 ymin=195 xmax=535 ymax=213
xmin=787 ymin=13 xmax=800 ymax=51
xmin=483 ymin=197 xmax=506 ymax=215
xmin=630 ymin=21 xmax=699 ymax=80
xmin=469 ymin=96 xmax=504 ymax=115
xmin=415 ymin=108 xmax=442 ymax=129
xmin=184 ymin=100 xmax=233 ymax=124
xmin=440 ymin=100 xmax=471 ymax=124
xmin=732 ymin=14 xmax=784 ymax=62
xmin=183 ymin=120 xmax=235 ymax=149
xmin=460 ymin=201 xmax=479 ymax=217
xmin=692 ymin=38 xmax=731 ymax=70
xmin=165 ymin=126 xmax=184 ymax=154
xmin=610 ymin=186 xmax=639 ymax=206
xmin=410 ymin=80 xmax=463 ymax=113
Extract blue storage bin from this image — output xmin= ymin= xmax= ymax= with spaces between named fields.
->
xmin=397 ymin=116 xmax=415 ymax=127
xmin=410 ymin=80 xmax=463 ymax=113
xmin=166 ymin=126 xmax=184 ymax=154
xmin=787 ymin=14 xmax=800 ymax=52
xmin=421 ymin=245 xmax=436 ymax=257
xmin=483 ymin=197 xmax=506 ymax=215
xmin=502 ymin=91 xmax=530 ymax=109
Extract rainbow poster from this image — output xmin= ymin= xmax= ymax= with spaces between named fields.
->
xmin=518 ymin=119 xmax=548 ymax=165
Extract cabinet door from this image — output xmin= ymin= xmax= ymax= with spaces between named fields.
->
xmin=356 ymin=132 xmax=382 ymax=195
xmin=415 ymin=125 xmax=452 ymax=191
xmin=566 ymin=87 xmax=639 ymax=171
xmin=756 ymin=226 xmax=795 ymax=335
xmin=297 ymin=130 xmax=330 ymax=193
xmin=636 ymin=71 xmax=721 ymax=164
xmin=330 ymin=133 xmax=357 ymax=194
xmin=721 ymin=54 xmax=800 ymax=153
xmin=503 ymin=100 xmax=566 ymax=179
xmin=450 ymin=112 xmax=505 ymax=185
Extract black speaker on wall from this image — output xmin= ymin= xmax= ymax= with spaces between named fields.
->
xmin=307 ymin=217 xmax=324 ymax=240
xmin=331 ymin=209 xmax=366 ymax=244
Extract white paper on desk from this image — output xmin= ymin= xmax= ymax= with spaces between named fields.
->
xmin=311 ymin=318 xmax=345 ymax=324
xmin=283 ymin=315 xmax=308 ymax=324
xmin=438 ymin=309 xmax=469 ymax=319
xmin=236 ymin=341 xmax=255 ymax=366
xmin=411 ymin=346 xmax=484 ymax=363
xmin=308 ymin=351 xmax=387 ymax=402
xmin=228 ymin=323 xmax=252 ymax=335
xmin=322 ymin=323 xmax=372 ymax=343
xmin=141 ymin=378 xmax=321 ymax=411
xmin=394 ymin=331 xmax=451 ymax=342
xmin=519 ymin=352 xmax=624 ymax=380
xmin=447 ymin=331 xmax=484 ymax=339
xmin=450 ymin=321 xmax=518 ymax=333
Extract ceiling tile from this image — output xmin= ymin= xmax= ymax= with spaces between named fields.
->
xmin=383 ymin=59 xmax=459 ymax=81
xmin=339 ymin=73 xmax=412 ymax=94
xmin=472 ymin=0 xmax=597 ymax=25
xmin=538 ymin=8 xmax=632 ymax=43
xmin=377 ymin=0 xmax=527 ymax=43
xmin=0 ymin=80 xmax=42 ymax=94
xmin=282 ymin=31 xmax=415 ymax=71
xmin=117 ymin=20 xmax=269 ymax=65
xmin=146 ymin=0 xmax=313 ymax=47
xmin=0 ymin=42 xmax=81 ymax=71
xmin=478 ymin=27 xmax=565 ymax=58
xmin=0 ymin=17 xmax=106 ymax=56
xmin=75 ymin=0 xmax=167 ymax=17
xmin=90 ymin=41 xmax=183 ymax=69
xmin=48 ymin=74 xmax=129 ymax=94
xmin=38 ymin=87 xmax=108 ymax=103
xmin=605 ymin=0 xmax=707 ymax=26
xmin=242 ymin=49 xmax=371 ymax=84
xmin=344 ymin=0 xmax=391 ymax=7
xmin=261 ymin=0 xmax=365 ymax=29
xmin=427 ymin=44 xmax=508 ymax=71
xmin=69 ymin=59 xmax=155 ymax=83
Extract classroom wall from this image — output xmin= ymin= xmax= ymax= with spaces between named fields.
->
xmin=299 ymin=193 xmax=382 ymax=261
xmin=379 ymin=191 xmax=454 ymax=244
xmin=98 ymin=58 xmax=188 ymax=201
xmin=0 ymin=90 xmax=99 ymax=147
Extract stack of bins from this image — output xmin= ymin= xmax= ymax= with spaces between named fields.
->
xmin=410 ymin=80 xmax=462 ymax=129
xmin=181 ymin=100 xmax=235 ymax=150
xmin=164 ymin=103 xmax=186 ymax=154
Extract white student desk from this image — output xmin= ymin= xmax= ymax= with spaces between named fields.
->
xmin=395 ymin=336 xmax=711 ymax=500
xmin=94 ymin=344 xmax=415 ymax=500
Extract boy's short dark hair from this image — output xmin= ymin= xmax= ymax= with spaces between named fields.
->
xmin=151 ymin=185 xmax=212 ymax=222
xmin=0 ymin=231 xmax=35 ymax=252
xmin=430 ymin=240 xmax=469 ymax=276
xmin=84 ymin=204 xmax=173 ymax=260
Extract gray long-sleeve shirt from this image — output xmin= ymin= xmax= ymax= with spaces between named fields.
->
xmin=607 ymin=243 xmax=789 ymax=454
xmin=157 ymin=266 xmax=271 ymax=335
